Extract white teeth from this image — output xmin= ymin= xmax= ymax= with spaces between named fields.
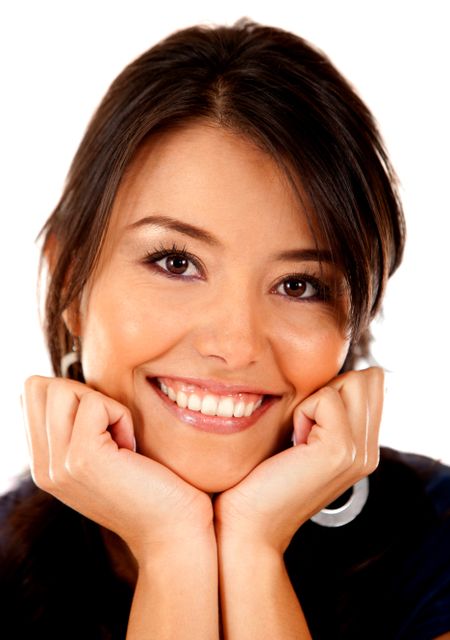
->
xmin=201 ymin=394 xmax=218 ymax=416
xmin=244 ymin=402 xmax=255 ymax=417
xmin=217 ymin=397 xmax=235 ymax=418
xmin=176 ymin=391 xmax=188 ymax=408
xmin=168 ymin=387 xmax=176 ymax=401
xmin=233 ymin=400 xmax=246 ymax=418
xmin=187 ymin=393 xmax=202 ymax=411
xmin=157 ymin=379 xmax=264 ymax=418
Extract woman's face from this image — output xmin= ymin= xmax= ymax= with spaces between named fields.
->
xmin=76 ymin=122 xmax=350 ymax=492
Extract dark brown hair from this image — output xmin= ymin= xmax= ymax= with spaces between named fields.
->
xmin=40 ymin=18 xmax=405 ymax=377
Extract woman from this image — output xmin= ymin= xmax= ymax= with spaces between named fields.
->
xmin=1 ymin=18 xmax=449 ymax=639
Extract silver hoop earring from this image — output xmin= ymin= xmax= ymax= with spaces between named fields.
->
xmin=61 ymin=337 xmax=81 ymax=378
xmin=310 ymin=477 xmax=369 ymax=528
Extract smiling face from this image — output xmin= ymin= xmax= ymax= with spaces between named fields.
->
xmin=75 ymin=121 xmax=351 ymax=492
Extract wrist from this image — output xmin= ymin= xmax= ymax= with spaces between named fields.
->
xmin=216 ymin=516 xmax=298 ymax=557
xmin=217 ymin=533 xmax=285 ymax=570
xmin=127 ymin=525 xmax=219 ymax=640
xmin=134 ymin=523 xmax=217 ymax=570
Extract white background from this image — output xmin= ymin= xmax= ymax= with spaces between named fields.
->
xmin=1 ymin=0 xmax=449 ymax=494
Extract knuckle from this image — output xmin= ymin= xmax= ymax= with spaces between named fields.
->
xmin=344 ymin=442 xmax=358 ymax=467
xmin=368 ymin=365 xmax=384 ymax=379
xmin=79 ymin=390 xmax=100 ymax=408
xmin=329 ymin=440 xmax=356 ymax=471
xmin=46 ymin=377 xmax=67 ymax=395
xmin=30 ymin=466 xmax=52 ymax=492
xmin=365 ymin=448 xmax=381 ymax=474
xmin=343 ymin=369 xmax=360 ymax=383
xmin=318 ymin=386 xmax=339 ymax=401
xmin=64 ymin=452 xmax=89 ymax=480
xmin=48 ymin=464 xmax=69 ymax=488
xmin=344 ymin=369 xmax=368 ymax=391
xmin=365 ymin=366 xmax=385 ymax=387
xmin=23 ymin=375 xmax=48 ymax=398
xmin=352 ymin=446 xmax=379 ymax=477
xmin=365 ymin=460 xmax=378 ymax=476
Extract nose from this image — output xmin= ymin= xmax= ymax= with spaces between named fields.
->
xmin=192 ymin=285 xmax=266 ymax=369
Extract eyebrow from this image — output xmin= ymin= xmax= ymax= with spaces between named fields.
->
xmin=127 ymin=215 xmax=220 ymax=247
xmin=275 ymin=248 xmax=333 ymax=262
xmin=126 ymin=214 xmax=333 ymax=263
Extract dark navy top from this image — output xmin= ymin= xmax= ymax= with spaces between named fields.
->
xmin=1 ymin=447 xmax=449 ymax=639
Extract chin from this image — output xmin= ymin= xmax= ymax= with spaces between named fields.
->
xmin=175 ymin=463 xmax=251 ymax=494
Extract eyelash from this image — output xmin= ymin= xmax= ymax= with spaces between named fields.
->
xmin=143 ymin=242 xmax=203 ymax=279
xmin=142 ymin=242 xmax=332 ymax=302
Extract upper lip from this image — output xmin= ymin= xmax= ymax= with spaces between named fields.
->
xmin=149 ymin=375 xmax=282 ymax=397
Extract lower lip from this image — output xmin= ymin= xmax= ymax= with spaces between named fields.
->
xmin=148 ymin=379 xmax=280 ymax=434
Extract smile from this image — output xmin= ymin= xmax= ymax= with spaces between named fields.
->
xmin=156 ymin=376 xmax=263 ymax=417
xmin=148 ymin=376 xmax=280 ymax=434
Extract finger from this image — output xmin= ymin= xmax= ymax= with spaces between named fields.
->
xmin=364 ymin=367 xmax=384 ymax=431
xmin=332 ymin=367 xmax=383 ymax=470
xmin=45 ymin=379 xmax=80 ymax=480
xmin=70 ymin=390 xmax=134 ymax=459
xmin=292 ymin=412 xmax=315 ymax=446
xmin=22 ymin=376 xmax=52 ymax=484
xmin=363 ymin=367 xmax=384 ymax=468
xmin=326 ymin=370 xmax=369 ymax=446
xmin=109 ymin=420 xmax=136 ymax=452
xmin=293 ymin=386 xmax=355 ymax=472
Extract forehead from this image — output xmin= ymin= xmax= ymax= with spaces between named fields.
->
xmin=106 ymin=121 xmax=317 ymax=245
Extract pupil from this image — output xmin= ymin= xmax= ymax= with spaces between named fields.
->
xmin=285 ymin=279 xmax=306 ymax=296
xmin=167 ymin=255 xmax=188 ymax=273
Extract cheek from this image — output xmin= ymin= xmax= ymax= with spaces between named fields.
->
xmin=79 ymin=279 xmax=188 ymax=395
xmin=275 ymin=318 xmax=350 ymax=398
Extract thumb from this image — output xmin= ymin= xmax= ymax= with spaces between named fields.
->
xmin=292 ymin=404 xmax=315 ymax=446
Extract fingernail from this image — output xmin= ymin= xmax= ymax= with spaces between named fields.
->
xmin=291 ymin=430 xmax=297 ymax=446
xmin=132 ymin=436 xmax=137 ymax=452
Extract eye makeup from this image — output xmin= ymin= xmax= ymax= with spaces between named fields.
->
xmin=141 ymin=239 xmax=347 ymax=306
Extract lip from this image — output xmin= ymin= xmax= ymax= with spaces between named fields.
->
xmin=148 ymin=378 xmax=281 ymax=434
xmin=150 ymin=375 xmax=280 ymax=397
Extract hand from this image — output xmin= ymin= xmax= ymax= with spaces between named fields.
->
xmin=214 ymin=367 xmax=384 ymax=553
xmin=22 ymin=376 xmax=214 ymax=563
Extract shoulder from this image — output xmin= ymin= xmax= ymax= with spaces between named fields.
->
xmin=0 ymin=472 xmax=87 ymax=561
xmin=374 ymin=448 xmax=450 ymax=638
xmin=285 ymin=447 xmax=450 ymax=638
xmin=0 ymin=473 xmax=58 ymax=560
xmin=0 ymin=474 xmax=82 ymax=607
xmin=376 ymin=446 xmax=450 ymax=518
xmin=367 ymin=446 xmax=450 ymax=545
xmin=0 ymin=474 xmax=131 ymax=638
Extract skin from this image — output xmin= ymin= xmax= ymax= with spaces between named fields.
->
xmin=23 ymin=122 xmax=385 ymax=639
xmin=77 ymin=122 xmax=352 ymax=493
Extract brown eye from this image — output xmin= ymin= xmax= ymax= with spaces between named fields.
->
xmin=165 ymin=255 xmax=189 ymax=274
xmin=145 ymin=245 xmax=202 ymax=278
xmin=149 ymin=251 xmax=200 ymax=277
xmin=276 ymin=277 xmax=320 ymax=299
xmin=283 ymin=278 xmax=307 ymax=297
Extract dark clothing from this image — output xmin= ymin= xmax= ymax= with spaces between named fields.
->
xmin=1 ymin=447 xmax=450 ymax=639
xmin=0 ymin=480 xmax=132 ymax=639
xmin=285 ymin=448 xmax=450 ymax=638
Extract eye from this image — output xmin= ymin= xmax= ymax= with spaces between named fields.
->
xmin=143 ymin=243 xmax=202 ymax=278
xmin=275 ymin=275 xmax=329 ymax=301
xmin=156 ymin=253 xmax=198 ymax=276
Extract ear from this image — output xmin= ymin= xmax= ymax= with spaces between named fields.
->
xmin=62 ymin=303 xmax=82 ymax=338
